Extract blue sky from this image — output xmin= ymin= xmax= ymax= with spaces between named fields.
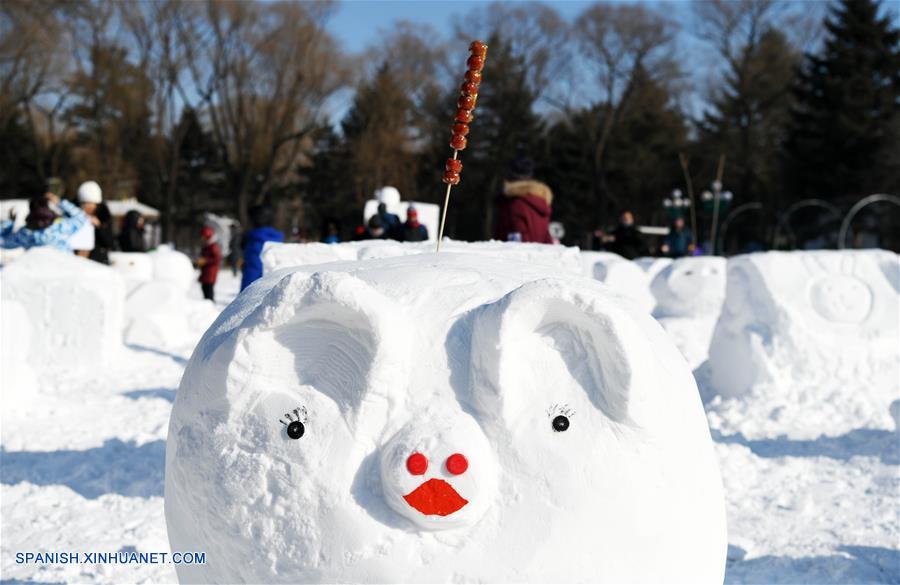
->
xmin=330 ymin=0 xmax=596 ymax=54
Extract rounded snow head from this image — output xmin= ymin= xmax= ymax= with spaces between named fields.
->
xmin=76 ymin=181 xmax=102 ymax=204
xmin=165 ymin=253 xmax=726 ymax=583
xmin=651 ymin=257 xmax=726 ymax=318
xmin=375 ymin=185 xmax=401 ymax=206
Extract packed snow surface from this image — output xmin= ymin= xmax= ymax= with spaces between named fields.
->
xmin=262 ymin=239 xmax=584 ymax=275
xmin=1 ymin=249 xmax=898 ymax=584
xmin=166 ymin=253 xmax=726 ymax=583
xmin=580 ymin=250 xmax=656 ymax=312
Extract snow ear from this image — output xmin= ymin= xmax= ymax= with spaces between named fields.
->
xmin=469 ymin=279 xmax=637 ymax=424
xmin=231 ymin=271 xmax=408 ymax=416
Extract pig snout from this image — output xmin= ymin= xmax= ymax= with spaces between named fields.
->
xmin=379 ymin=413 xmax=496 ymax=531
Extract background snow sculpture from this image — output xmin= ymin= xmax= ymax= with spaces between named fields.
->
xmin=1 ymin=248 xmax=125 ymax=369
xmin=166 ymin=254 xmax=726 ymax=583
xmin=705 ymin=250 xmax=899 ymax=436
xmin=580 ymin=251 xmax=656 ymax=313
xmin=109 ymin=252 xmax=154 ymax=293
xmin=148 ymin=247 xmax=195 ymax=293
xmin=650 ymin=257 xmax=727 ymax=368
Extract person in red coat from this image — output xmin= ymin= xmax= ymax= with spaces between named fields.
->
xmin=493 ymin=156 xmax=554 ymax=244
xmin=197 ymin=225 xmax=222 ymax=302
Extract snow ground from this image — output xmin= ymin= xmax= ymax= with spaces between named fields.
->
xmin=2 ymin=266 xmax=898 ymax=584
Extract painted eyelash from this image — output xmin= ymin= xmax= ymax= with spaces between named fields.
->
xmin=546 ymin=403 xmax=575 ymax=418
xmin=278 ymin=406 xmax=308 ymax=426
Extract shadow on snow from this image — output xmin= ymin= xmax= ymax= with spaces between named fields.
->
xmin=713 ymin=428 xmax=899 ymax=465
xmin=0 ymin=439 xmax=165 ymax=499
xmin=726 ymin=544 xmax=900 ymax=584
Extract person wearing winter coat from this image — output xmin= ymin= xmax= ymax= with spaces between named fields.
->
xmin=197 ymin=225 xmax=222 ymax=301
xmin=72 ymin=180 xmax=103 ymax=258
xmin=119 ymin=210 xmax=146 ymax=252
xmin=397 ymin=207 xmax=428 ymax=242
xmin=493 ymin=156 xmax=554 ymax=244
xmin=240 ymin=203 xmax=284 ymax=291
xmin=660 ymin=216 xmax=694 ymax=258
xmin=1 ymin=192 xmax=88 ymax=250
xmin=89 ymin=202 xmax=115 ymax=265
xmin=376 ymin=202 xmax=401 ymax=239
xmin=597 ymin=211 xmax=648 ymax=260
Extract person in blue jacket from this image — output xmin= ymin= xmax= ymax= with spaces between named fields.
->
xmin=1 ymin=191 xmax=88 ymax=250
xmin=240 ymin=203 xmax=284 ymax=291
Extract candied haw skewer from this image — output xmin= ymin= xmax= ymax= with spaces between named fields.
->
xmin=438 ymin=40 xmax=488 ymax=252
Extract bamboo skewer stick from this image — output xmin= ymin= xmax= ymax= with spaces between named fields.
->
xmin=436 ymin=149 xmax=459 ymax=252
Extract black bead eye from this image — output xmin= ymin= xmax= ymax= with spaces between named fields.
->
xmin=552 ymin=415 xmax=570 ymax=432
xmin=279 ymin=406 xmax=308 ymax=440
xmin=286 ymin=420 xmax=305 ymax=440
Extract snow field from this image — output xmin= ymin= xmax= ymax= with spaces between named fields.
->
xmin=1 ymin=245 xmax=897 ymax=584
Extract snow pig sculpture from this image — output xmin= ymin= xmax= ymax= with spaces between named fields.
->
xmin=165 ymin=254 xmax=726 ymax=583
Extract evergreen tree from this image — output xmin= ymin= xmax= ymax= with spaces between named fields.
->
xmin=784 ymin=0 xmax=900 ymax=199
xmin=341 ymin=63 xmax=417 ymax=207
xmin=543 ymin=67 xmax=687 ymax=245
xmin=699 ymin=29 xmax=800 ymax=210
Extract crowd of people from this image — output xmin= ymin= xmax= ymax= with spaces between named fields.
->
xmin=1 ymin=160 xmax=700 ymax=303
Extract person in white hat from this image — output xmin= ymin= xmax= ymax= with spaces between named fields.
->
xmin=71 ymin=180 xmax=103 ymax=257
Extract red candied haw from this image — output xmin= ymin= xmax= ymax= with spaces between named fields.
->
xmin=442 ymin=170 xmax=461 ymax=185
xmin=449 ymin=134 xmax=467 ymax=151
xmin=469 ymin=41 xmax=488 ymax=57
xmin=452 ymin=122 xmax=469 ymax=136
xmin=454 ymin=108 xmax=474 ymax=123
xmin=457 ymin=94 xmax=477 ymax=110
xmin=446 ymin=453 xmax=469 ymax=475
xmin=460 ymin=81 xmax=479 ymax=96
xmin=406 ymin=452 xmax=428 ymax=475
xmin=465 ymin=70 xmax=482 ymax=84
xmin=467 ymin=55 xmax=484 ymax=72
xmin=446 ymin=158 xmax=463 ymax=173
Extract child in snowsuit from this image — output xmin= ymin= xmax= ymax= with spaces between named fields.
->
xmin=240 ymin=204 xmax=284 ymax=291
xmin=197 ymin=225 xmax=222 ymax=302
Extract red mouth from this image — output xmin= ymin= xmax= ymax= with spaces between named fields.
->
xmin=403 ymin=478 xmax=468 ymax=516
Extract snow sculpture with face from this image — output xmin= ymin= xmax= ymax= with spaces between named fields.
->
xmin=165 ymin=254 xmax=726 ymax=583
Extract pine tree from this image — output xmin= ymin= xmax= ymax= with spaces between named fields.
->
xmin=699 ymin=29 xmax=800 ymax=210
xmin=784 ymin=0 xmax=900 ymax=199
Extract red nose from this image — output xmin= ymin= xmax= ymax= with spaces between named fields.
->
xmin=406 ymin=452 xmax=428 ymax=475
xmin=446 ymin=453 xmax=468 ymax=475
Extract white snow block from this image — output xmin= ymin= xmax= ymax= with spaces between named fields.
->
xmin=261 ymin=241 xmax=359 ymax=273
xmin=109 ymin=252 xmax=154 ymax=293
xmin=0 ymin=297 xmax=38 ymax=404
xmin=708 ymin=250 xmax=900 ymax=400
xmin=1 ymin=248 xmax=125 ymax=369
xmin=166 ymin=253 xmax=726 ymax=583
xmin=651 ymin=257 xmax=727 ymax=319
xmin=581 ymin=251 xmax=656 ymax=313
xmin=262 ymin=240 xmax=583 ymax=275
xmin=123 ymin=280 xmax=219 ymax=350
xmin=149 ymin=248 xmax=195 ymax=293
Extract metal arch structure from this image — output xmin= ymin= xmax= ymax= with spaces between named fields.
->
xmin=717 ymin=202 xmax=764 ymax=255
xmin=771 ymin=199 xmax=843 ymax=250
xmin=838 ymin=193 xmax=900 ymax=249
